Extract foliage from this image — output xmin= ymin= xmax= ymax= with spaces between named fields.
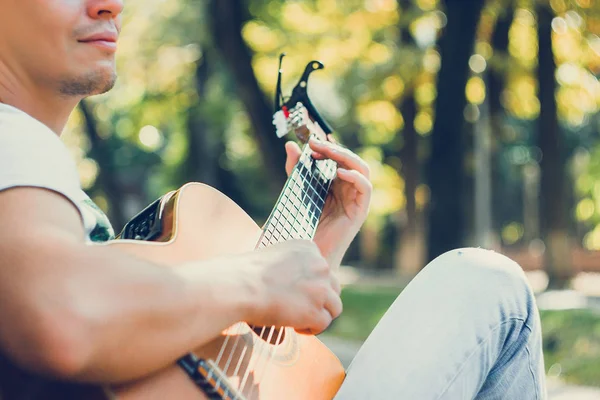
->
xmin=59 ymin=0 xmax=600 ymax=268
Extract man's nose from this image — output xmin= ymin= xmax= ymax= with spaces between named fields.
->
xmin=87 ymin=0 xmax=124 ymax=20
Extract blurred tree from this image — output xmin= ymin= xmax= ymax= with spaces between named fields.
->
xmin=488 ymin=3 xmax=514 ymax=238
xmin=537 ymin=3 xmax=572 ymax=287
xmin=394 ymin=0 xmax=426 ymax=274
xmin=60 ymin=0 xmax=600 ymax=276
xmin=79 ymin=100 xmax=126 ymax=229
xmin=489 ymin=7 xmax=513 ymax=131
xmin=209 ymin=0 xmax=288 ymax=192
xmin=183 ymin=51 xmax=221 ymax=188
xmin=183 ymin=47 xmax=249 ymax=210
xmin=427 ymin=0 xmax=485 ymax=261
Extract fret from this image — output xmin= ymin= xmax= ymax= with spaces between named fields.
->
xmin=289 ymin=225 xmax=303 ymax=240
xmin=308 ymin=193 xmax=324 ymax=215
xmin=257 ymin=115 xmax=337 ymax=250
xmin=312 ymin=177 xmax=330 ymax=203
xmin=297 ymin=168 xmax=318 ymax=205
xmin=275 ymin=222 xmax=284 ymax=236
xmin=291 ymin=224 xmax=302 ymax=236
xmin=297 ymin=161 xmax=333 ymax=206
xmin=288 ymin=183 xmax=311 ymax=224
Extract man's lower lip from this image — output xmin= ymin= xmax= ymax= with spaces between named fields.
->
xmin=81 ymin=40 xmax=117 ymax=51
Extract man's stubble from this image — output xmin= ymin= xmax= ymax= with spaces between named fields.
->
xmin=58 ymin=69 xmax=117 ymax=97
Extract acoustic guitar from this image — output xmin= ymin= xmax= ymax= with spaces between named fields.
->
xmin=104 ymin=60 xmax=347 ymax=399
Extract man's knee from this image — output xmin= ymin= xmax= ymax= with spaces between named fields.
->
xmin=423 ymin=248 xmax=536 ymax=317
xmin=427 ymin=247 xmax=527 ymax=285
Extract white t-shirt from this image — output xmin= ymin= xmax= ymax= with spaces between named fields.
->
xmin=0 ymin=102 xmax=114 ymax=242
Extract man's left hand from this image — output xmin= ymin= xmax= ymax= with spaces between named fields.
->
xmin=284 ymin=137 xmax=372 ymax=269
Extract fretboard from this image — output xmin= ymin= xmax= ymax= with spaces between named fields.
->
xmin=256 ymin=143 xmax=337 ymax=249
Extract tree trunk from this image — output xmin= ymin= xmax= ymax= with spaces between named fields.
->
xmin=184 ymin=50 xmax=248 ymax=211
xmin=488 ymin=8 xmax=513 ymax=136
xmin=209 ymin=0 xmax=288 ymax=191
xmin=537 ymin=5 xmax=572 ymax=288
xmin=396 ymin=92 xmax=427 ymax=274
xmin=488 ymin=7 xmax=514 ymax=241
xmin=79 ymin=100 xmax=126 ymax=230
xmin=399 ymin=69 xmax=418 ymax=252
xmin=184 ymin=52 xmax=222 ymax=189
xmin=426 ymin=0 xmax=484 ymax=261
xmin=393 ymin=0 xmax=426 ymax=274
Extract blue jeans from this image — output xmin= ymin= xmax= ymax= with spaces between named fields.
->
xmin=334 ymin=248 xmax=547 ymax=399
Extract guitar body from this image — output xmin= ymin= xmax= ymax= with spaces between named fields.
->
xmin=105 ymin=183 xmax=345 ymax=400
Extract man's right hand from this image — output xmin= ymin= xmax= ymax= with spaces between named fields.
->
xmin=241 ymin=240 xmax=343 ymax=335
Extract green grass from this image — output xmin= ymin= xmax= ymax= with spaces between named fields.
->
xmin=540 ymin=309 xmax=600 ymax=387
xmin=327 ymin=285 xmax=401 ymax=341
xmin=327 ymin=286 xmax=600 ymax=387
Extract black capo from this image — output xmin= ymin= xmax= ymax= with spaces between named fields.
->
xmin=274 ymin=54 xmax=333 ymax=135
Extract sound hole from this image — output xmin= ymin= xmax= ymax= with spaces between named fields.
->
xmin=252 ymin=326 xmax=286 ymax=345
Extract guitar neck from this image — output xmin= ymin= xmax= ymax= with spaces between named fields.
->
xmin=256 ymin=141 xmax=336 ymax=249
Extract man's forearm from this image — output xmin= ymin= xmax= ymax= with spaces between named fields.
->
xmin=1 ymin=237 xmax=254 ymax=384
xmin=75 ymin=245 xmax=256 ymax=383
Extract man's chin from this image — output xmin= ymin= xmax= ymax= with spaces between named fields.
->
xmin=58 ymin=70 xmax=117 ymax=97
xmin=93 ymin=73 xmax=118 ymax=95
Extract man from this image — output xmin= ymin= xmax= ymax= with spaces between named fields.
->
xmin=0 ymin=1 xmax=546 ymax=399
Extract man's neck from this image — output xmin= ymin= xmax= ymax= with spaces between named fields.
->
xmin=0 ymin=79 xmax=78 ymax=136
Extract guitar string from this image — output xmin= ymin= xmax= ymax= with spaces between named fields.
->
xmin=212 ymin=162 xmax=330 ymax=388
xmin=211 ymin=107 xmax=306 ymax=383
xmin=212 ymin=324 xmax=238 ymax=378
xmin=213 ymin=153 xmax=312 ymax=394
xmin=211 ymin=106 xmax=310 ymax=391
xmin=243 ymin=324 xmax=276 ymax=386
xmin=211 ymin=113 xmax=311 ymax=384
xmin=243 ymin=167 xmax=319 ymax=399
xmin=210 ymin=193 xmax=293 ymax=387
xmin=244 ymin=154 xmax=335 ymax=397
xmin=244 ymin=160 xmax=336 ymax=400
xmin=230 ymin=184 xmax=308 ymax=396
xmin=236 ymin=150 xmax=324 ymax=397
xmin=235 ymin=155 xmax=317 ymax=395
xmin=212 ymin=108 xmax=336 ymax=397
xmin=230 ymin=328 xmax=254 ymax=379
xmin=245 ymin=324 xmax=285 ymax=400
xmin=211 ymin=198 xmax=292 ymax=392
xmin=248 ymin=156 xmax=337 ymax=397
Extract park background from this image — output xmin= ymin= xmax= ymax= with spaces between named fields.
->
xmin=63 ymin=0 xmax=600 ymax=395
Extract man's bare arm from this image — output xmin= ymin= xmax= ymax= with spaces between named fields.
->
xmin=0 ymin=188 xmax=341 ymax=384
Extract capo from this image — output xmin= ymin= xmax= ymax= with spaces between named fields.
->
xmin=273 ymin=55 xmax=333 ymax=138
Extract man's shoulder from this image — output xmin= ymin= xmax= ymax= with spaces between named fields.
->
xmin=0 ymin=103 xmax=56 ymax=137
xmin=0 ymin=102 xmax=36 ymax=125
xmin=0 ymin=103 xmax=74 ymax=167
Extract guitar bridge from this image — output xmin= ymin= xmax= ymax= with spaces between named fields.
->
xmin=178 ymin=355 xmax=247 ymax=400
